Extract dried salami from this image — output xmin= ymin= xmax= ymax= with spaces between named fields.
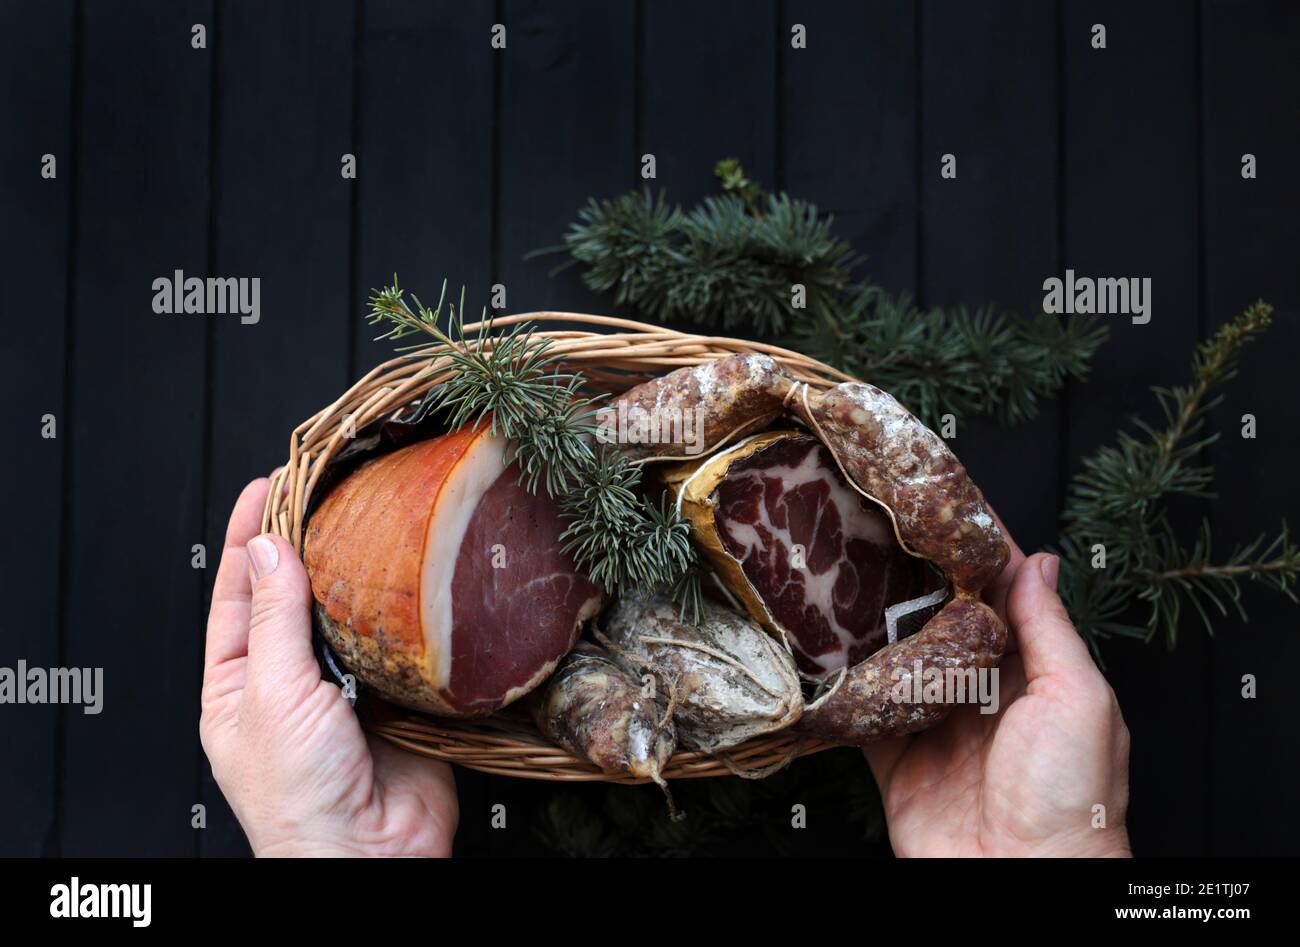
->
xmin=530 ymin=643 xmax=676 ymax=787
xmin=608 ymin=353 xmax=789 ymax=462
xmin=788 ymin=382 xmax=1009 ymax=591
xmin=798 ymin=595 xmax=1006 ymax=745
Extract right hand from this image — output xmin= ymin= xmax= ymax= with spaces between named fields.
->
xmin=864 ymin=548 xmax=1133 ymax=857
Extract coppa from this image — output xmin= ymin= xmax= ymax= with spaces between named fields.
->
xmin=305 ymin=424 xmax=602 ymax=716
xmin=715 ymin=436 xmax=933 ymax=673
xmin=669 ymin=432 xmax=933 ymax=675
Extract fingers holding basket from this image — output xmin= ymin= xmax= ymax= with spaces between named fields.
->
xmin=205 ymin=477 xmax=270 ymax=673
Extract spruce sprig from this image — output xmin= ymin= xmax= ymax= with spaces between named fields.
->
xmin=792 ymin=284 xmax=1107 ymax=428
xmin=555 ymin=182 xmax=857 ymax=337
xmin=549 ymin=160 xmax=1103 ymax=428
xmin=558 ymin=450 xmax=701 ymax=614
xmin=369 ymin=277 xmax=596 ymax=492
xmin=367 ymin=278 xmax=702 ymax=619
xmin=1057 ymin=301 xmax=1299 ymax=652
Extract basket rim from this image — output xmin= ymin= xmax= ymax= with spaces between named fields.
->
xmin=267 ymin=312 xmax=856 ymax=781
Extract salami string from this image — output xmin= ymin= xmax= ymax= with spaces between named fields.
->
xmin=321 ymin=643 xmax=357 ymax=707
xmin=716 ymin=738 xmax=805 ymax=780
xmin=803 ymin=665 xmax=847 ymax=713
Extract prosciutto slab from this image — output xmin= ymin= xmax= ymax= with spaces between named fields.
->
xmin=305 ymin=424 xmax=603 ymax=716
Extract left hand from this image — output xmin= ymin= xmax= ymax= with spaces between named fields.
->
xmin=200 ymin=477 xmax=459 ymax=857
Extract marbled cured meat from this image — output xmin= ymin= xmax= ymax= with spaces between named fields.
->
xmin=713 ymin=436 xmax=935 ymax=674
xmin=668 ymin=433 xmax=936 ymax=675
xmin=305 ymin=424 xmax=603 ymax=717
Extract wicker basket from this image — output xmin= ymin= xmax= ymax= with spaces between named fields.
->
xmin=265 ymin=313 xmax=856 ymax=782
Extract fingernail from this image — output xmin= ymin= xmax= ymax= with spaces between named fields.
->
xmin=247 ymin=536 xmax=279 ymax=580
xmin=1040 ymin=554 xmax=1060 ymax=591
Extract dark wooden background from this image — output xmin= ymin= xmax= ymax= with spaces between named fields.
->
xmin=1 ymin=0 xmax=1296 ymax=857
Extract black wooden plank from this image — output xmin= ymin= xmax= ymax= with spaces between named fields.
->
xmin=353 ymin=0 xmax=496 ymax=372
xmin=636 ymin=0 xmax=777 ymax=343
xmin=1200 ymin=0 xmax=1300 ymax=857
xmin=782 ymin=0 xmax=917 ymax=295
xmin=198 ymin=0 xmax=357 ymax=857
xmin=775 ymin=2 xmax=919 ymax=851
xmin=460 ymin=0 xmax=637 ymax=855
xmin=0 ymin=0 xmax=75 ymax=857
xmin=920 ymin=0 xmax=1062 ymax=554
xmin=642 ymin=0 xmax=778 ymax=216
xmin=4 ymin=0 xmax=1288 ymax=861
xmin=59 ymin=0 xmax=214 ymax=856
xmin=497 ymin=0 xmax=636 ymax=317
xmin=354 ymin=0 xmax=497 ymax=859
xmin=1061 ymin=0 xmax=1209 ymax=856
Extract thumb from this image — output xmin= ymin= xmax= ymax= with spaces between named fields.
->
xmin=1006 ymin=552 xmax=1096 ymax=683
xmin=245 ymin=534 xmax=318 ymax=688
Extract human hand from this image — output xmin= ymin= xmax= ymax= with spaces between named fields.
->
xmin=200 ymin=477 xmax=459 ymax=857
xmin=865 ymin=531 xmax=1132 ymax=857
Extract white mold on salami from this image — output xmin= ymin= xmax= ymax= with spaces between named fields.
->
xmin=789 ymin=382 xmax=1010 ymax=591
xmin=610 ymin=353 xmax=789 ymax=463
xmin=531 ymin=643 xmax=676 ymax=786
xmin=798 ymin=595 xmax=1007 ymax=747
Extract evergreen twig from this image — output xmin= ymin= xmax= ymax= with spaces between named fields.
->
xmin=792 ymin=284 xmax=1107 ymax=427
xmin=547 ymin=161 xmax=1105 ymax=429
xmin=1056 ymin=301 xmax=1298 ymax=652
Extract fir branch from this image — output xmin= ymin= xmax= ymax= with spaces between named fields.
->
xmin=557 ymin=187 xmax=857 ymax=337
xmin=1138 ymin=521 xmax=1300 ymax=649
xmin=368 ymin=279 xmax=700 ymax=617
xmin=546 ymin=161 xmax=1103 ymax=427
xmin=557 ymin=449 xmax=702 ymax=621
xmin=715 ymin=156 xmax=765 ymax=214
xmin=1151 ymin=529 xmax=1300 ymax=585
xmin=369 ymin=277 xmax=595 ymax=492
xmin=1056 ymin=302 xmax=1297 ymax=650
xmin=555 ymin=190 xmax=685 ymax=314
xmin=791 ymin=284 xmax=1107 ymax=429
